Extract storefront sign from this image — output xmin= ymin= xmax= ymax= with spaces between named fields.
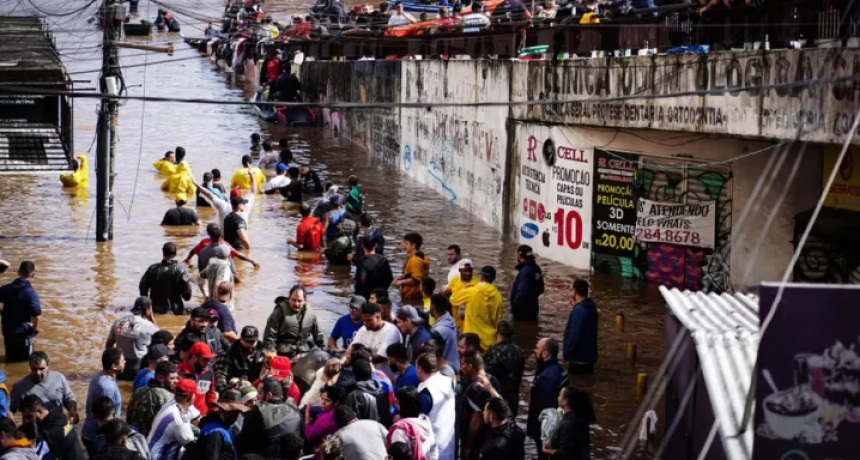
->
xmin=754 ymin=284 xmax=860 ymax=460
xmin=517 ymin=125 xmax=593 ymax=270
xmin=591 ymin=150 xmax=639 ymax=259
xmin=0 ymin=94 xmax=59 ymax=125
xmin=823 ymin=146 xmax=860 ymax=212
xmin=635 ymin=198 xmax=716 ymax=248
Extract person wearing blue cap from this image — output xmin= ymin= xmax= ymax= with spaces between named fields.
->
xmin=263 ymin=163 xmax=291 ymax=194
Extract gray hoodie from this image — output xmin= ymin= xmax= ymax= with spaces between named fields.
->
xmin=343 ymin=380 xmax=390 ymax=425
xmin=0 ymin=446 xmax=39 ymax=460
xmin=433 ymin=312 xmax=460 ymax=373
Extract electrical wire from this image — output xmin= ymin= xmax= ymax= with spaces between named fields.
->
xmin=127 ymin=0 xmax=151 ymax=222
xmin=6 ymin=71 xmax=860 ymax=109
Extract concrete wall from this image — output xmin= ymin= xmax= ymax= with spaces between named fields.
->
xmin=511 ymin=49 xmax=860 ymax=145
xmin=400 ymin=61 xmax=511 ymax=232
xmin=302 ymin=61 xmax=402 ymax=168
xmin=300 ymin=55 xmax=829 ymax=289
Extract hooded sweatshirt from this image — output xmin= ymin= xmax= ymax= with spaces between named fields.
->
xmin=37 ymin=408 xmax=86 ymax=460
xmin=386 ymin=415 xmax=437 ymax=460
xmin=432 ymin=313 xmax=460 ymax=373
xmin=479 ymin=421 xmax=526 ymax=460
xmin=462 ymin=282 xmax=504 ymax=352
xmin=0 ymin=441 xmax=39 ymax=460
xmin=343 ymin=380 xmax=391 ymax=427
xmin=355 ymin=254 xmax=393 ymax=300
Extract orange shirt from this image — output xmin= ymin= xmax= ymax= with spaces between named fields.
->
xmin=400 ymin=254 xmax=429 ymax=301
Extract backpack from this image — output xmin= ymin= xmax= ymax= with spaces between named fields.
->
xmin=301 ymin=219 xmax=323 ymax=250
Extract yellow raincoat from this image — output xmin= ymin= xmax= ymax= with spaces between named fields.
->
xmin=463 ymin=281 xmax=504 ymax=352
xmin=161 ymin=162 xmax=196 ymax=196
xmin=448 ymin=275 xmax=478 ymax=330
xmin=153 ymin=158 xmax=177 ymax=176
xmin=60 ymin=154 xmax=88 ymax=187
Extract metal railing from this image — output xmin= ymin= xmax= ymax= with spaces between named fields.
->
xmin=257 ymin=0 xmax=860 ymax=59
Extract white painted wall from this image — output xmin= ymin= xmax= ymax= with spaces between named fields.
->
xmin=400 ymin=61 xmax=511 ymax=232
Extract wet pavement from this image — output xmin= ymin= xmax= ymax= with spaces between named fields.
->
xmin=0 ymin=0 xmax=666 ymax=457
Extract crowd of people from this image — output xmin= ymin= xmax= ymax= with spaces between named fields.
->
xmin=0 ymin=132 xmax=602 ymax=460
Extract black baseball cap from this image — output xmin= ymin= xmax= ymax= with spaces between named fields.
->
xmin=148 ymin=344 xmax=174 ymax=361
xmin=479 ymin=266 xmax=496 ymax=282
xmin=517 ymin=245 xmax=534 ymax=258
xmin=241 ymin=326 xmax=259 ymax=342
xmin=191 ymin=307 xmax=212 ymax=320
xmin=131 ymin=296 xmax=152 ymax=314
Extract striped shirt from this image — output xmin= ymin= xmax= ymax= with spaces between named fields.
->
xmin=146 ymin=400 xmax=196 ymax=460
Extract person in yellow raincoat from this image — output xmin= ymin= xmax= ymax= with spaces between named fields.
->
xmin=447 ymin=259 xmax=478 ymax=330
xmin=152 ymin=151 xmax=176 ymax=175
xmin=462 ymin=265 xmax=504 ymax=352
xmin=60 ymin=154 xmax=88 ymax=188
xmin=230 ymin=154 xmax=266 ymax=191
xmin=161 ymin=162 xmax=196 ymax=196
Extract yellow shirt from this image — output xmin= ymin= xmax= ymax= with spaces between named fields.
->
xmin=448 ymin=276 xmax=478 ymax=330
xmin=153 ymin=159 xmax=176 ymax=176
xmin=60 ymin=154 xmax=88 ymax=187
xmin=400 ymin=254 xmax=429 ymax=301
xmin=423 ymin=297 xmax=435 ymax=326
xmin=463 ymin=282 xmax=504 ymax=352
xmin=230 ymin=167 xmax=266 ymax=191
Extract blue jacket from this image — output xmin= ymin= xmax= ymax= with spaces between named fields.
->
xmin=432 ymin=312 xmax=460 ymax=373
xmin=526 ymin=358 xmax=566 ymax=438
xmin=0 ymin=279 xmax=41 ymax=337
xmin=563 ymin=298 xmax=598 ymax=364
xmin=510 ymin=260 xmax=544 ymax=321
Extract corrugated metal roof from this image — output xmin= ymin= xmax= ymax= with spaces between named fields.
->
xmin=659 ymin=286 xmax=760 ymax=460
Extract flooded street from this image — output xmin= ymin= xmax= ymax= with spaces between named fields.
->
xmin=0 ymin=0 xmax=665 ymax=456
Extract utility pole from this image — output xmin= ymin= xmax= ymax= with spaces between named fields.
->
xmin=96 ymin=0 xmax=121 ymax=242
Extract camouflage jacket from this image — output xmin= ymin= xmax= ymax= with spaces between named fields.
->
xmin=126 ymin=381 xmax=174 ymax=436
xmin=484 ymin=341 xmax=526 ymax=399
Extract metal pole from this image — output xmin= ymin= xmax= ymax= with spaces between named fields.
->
xmin=96 ymin=0 xmax=119 ymax=242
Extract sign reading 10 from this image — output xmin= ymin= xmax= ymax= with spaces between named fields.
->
xmin=553 ymin=208 xmax=584 ymax=250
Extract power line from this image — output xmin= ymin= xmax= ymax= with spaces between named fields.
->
xmin=3 ymin=72 xmax=860 ymax=109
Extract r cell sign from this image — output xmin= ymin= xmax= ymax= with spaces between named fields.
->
xmin=517 ymin=125 xmax=593 ymax=270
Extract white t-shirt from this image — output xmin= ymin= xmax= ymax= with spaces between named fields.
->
xmin=463 ymin=13 xmax=490 ymax=33
xmin=200 ymin=189 xmax=254 ymax=231
xmin=262 ymin=175 xmax=290 ymax=193
xmin=352 ymin=322 xmax=402 ymax=358
xmin=147 ymin=400 xmax=196 ymax=460
xmin=447 ymin=260 xmax=463 ymax=284
xmin=388 ymin=13 xmax=415 ymax=26
xmin=108 ymin=315 xmax=159 ymax=361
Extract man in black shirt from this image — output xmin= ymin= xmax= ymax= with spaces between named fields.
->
xmin=161 ymin=193 xmax=201 ymax=226
xmin=139 ymin=243 xmax=193 ymax=315
xmin=224 ymin=196 xmax=250 ymax=251
xmin=491 ymin=0 xmax=532 ymax=24
xmin=279 ymin=167 xmax=303 ymax=203
xmin=460 ymin=352 xmax=501 ymax=460
xmin=300 ymin=166 xmax=324 ymax=194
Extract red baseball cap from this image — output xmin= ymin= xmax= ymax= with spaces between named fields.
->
xmin=230 ymin=188 xmax=243 ymax=199
xmin=176 ymin=378 xmax=203 ymax=395
xmin=189 ymin=342 xmax=217 ymax=359
xmin=267 ymin=356 xmax=292 ymax=381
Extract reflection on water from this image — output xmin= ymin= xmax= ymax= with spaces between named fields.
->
xmin=0 ymin=0 xmax=665 ymax=455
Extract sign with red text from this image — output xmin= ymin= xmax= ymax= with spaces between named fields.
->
xmin=517 ymin=125 xmax=593 ymax=270
xmin=635 ymin=198 xmax=716 ymax=248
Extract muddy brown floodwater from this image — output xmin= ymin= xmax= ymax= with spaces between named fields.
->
xmin=0 ymin=0 xmax=665 ymax=457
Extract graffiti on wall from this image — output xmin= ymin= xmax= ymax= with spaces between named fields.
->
xmin=636 ymin=165 xmax=733 ymax=292
xmin=401 ymin=108 xmax=506 ymax=230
